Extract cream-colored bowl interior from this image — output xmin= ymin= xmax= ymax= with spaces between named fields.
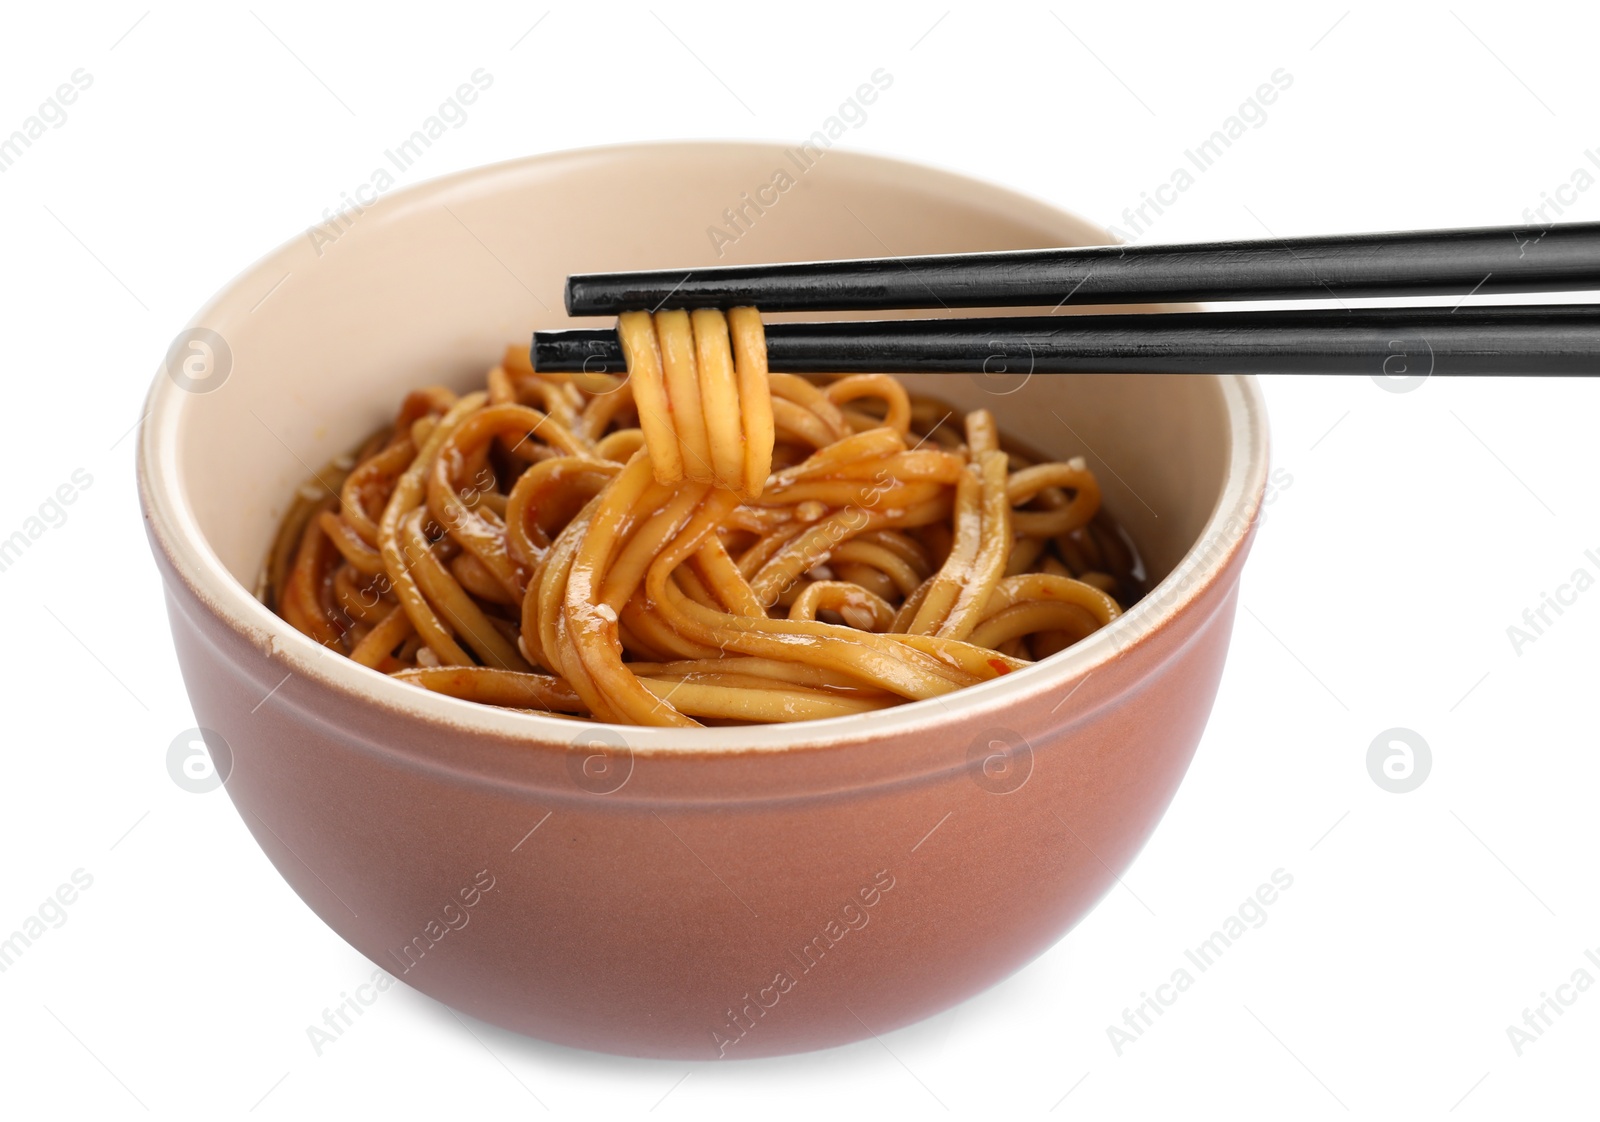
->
xmin=142 ymin=142 xmax=1265 ymax=748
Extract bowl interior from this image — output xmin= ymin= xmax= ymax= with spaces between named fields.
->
xmin=163 ymin=144 xmax=1231 ymax=595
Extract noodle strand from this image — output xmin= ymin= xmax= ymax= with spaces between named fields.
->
xmin=264 ymin=309 xmax=1140 ymax=727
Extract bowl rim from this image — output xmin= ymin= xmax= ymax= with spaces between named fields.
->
xmin=138 ymin=139 xmax=1270 ymax=757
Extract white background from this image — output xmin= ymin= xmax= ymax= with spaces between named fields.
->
xmin=2 ymin=1 xmax=1597 ymax=1117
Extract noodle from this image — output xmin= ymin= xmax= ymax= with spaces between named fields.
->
xmin=261 ymin=309 xmax=1143 ymax=727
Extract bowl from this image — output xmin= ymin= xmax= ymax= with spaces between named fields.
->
xmin=138 ymin=141 xmax=1268 ymax=1060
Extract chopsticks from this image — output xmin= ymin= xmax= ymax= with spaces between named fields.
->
xmin=532 ymin=221 xmax=1600 ymax=377
xmin=562 ymin=222 xmax=1600 ymax=314
xmin=534 ymin=305 xmax=1600 ymax=376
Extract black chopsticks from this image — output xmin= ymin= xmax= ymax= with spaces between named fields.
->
xmin=534 ymin=305 xmax=1600 ymax=377
xmin=563 ymin=222 xmax=1600 ymax=314
xmin=533 ymin=221 xmax=1600 ymax=377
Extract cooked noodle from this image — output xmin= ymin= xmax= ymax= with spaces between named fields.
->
xmin=262 ymin=308 xmax=1143 ymax=727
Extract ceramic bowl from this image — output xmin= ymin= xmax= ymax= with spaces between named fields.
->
xmin=138 ymin=141 xmax=1268 ymax=1059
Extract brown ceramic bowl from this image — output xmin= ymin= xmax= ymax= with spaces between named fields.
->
xmin=138 ymin=142 xmax=1268 ymax=1060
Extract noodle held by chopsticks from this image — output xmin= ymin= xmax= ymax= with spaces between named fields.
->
xmin=263 ymin=308 xmax=1140 ymax=727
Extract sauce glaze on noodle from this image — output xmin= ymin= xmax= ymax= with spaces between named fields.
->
xmin=263 ymin=309 xmax=1143 ymax=727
